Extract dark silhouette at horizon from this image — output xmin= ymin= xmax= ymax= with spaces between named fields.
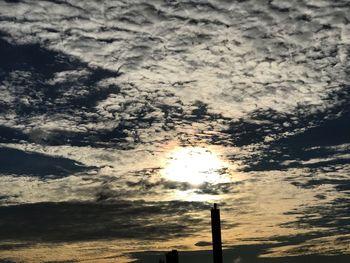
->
xmin=159 ymin=204 xmax=223 ymax=263
xmin=166 ymin=250 xmax=179 ymax=263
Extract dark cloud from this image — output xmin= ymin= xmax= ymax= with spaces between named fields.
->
xmin=0 ymin=126 xmax=28 ymax=143
xmin=0 ymin=147 xmax=94 ymax=177
xmin=194 ymin=241 xmax=211 ymax=247
xmin=281 ymin=197 xmax=350 ymax=244
xmin=0 ymin=34 xmax=128 ymax=147
xmin=0 ymin=243 xmax=29 ymax=251
xmin=0 ymin=200 xmax=209 ymax=243
xmin=225 ymin=85 xmax=350 ymax=172
xmin=241 ymin=112 xmax=350 ymax=171
xmin=0 ymin=260 xmax=17 ymax=263
xmin=195 ymin=182 xmax=238 ymax=195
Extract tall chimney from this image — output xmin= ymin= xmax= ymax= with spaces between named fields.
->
xmin=211 ymin=203 xmax=223 ymax=263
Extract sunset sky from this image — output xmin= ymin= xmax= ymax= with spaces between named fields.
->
xmin=0 ymin=0 xmax=349 ymax=262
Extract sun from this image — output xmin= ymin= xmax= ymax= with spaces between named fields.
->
xmin=161 ymin=146 xmax=229 ymax=185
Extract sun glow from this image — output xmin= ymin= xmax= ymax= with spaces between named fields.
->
xmin=161 ymin=146 xmax=229 ymax=185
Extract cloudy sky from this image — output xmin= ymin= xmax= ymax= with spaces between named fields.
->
xmin=0 ymin=0 xmax=349 ymax=262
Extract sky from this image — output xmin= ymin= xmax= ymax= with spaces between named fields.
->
xmin=0 ymin=0 xmax=349 ymax=262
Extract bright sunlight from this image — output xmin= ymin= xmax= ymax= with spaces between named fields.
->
xmin=161 ymin=146 xmax=229 ymax=185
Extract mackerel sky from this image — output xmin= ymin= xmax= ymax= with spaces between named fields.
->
xmin=0 ymin=0 xmax=349 ymax=262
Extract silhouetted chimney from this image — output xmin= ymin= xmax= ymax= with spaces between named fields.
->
xmin=165 ymin=250 xmax=179 ymax=263
xmin=211 ymin=203 xmax=223 ymax=263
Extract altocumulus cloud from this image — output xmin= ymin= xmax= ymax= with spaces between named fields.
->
xmin=0 ymin=0 xmax=350 ymax=261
